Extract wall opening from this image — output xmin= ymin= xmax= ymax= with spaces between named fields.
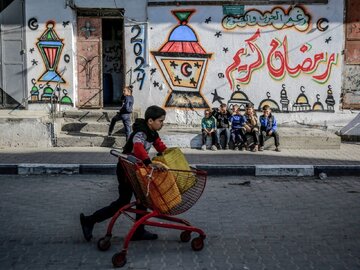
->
xmin=102 ymin=18 xmax=124 ymax=107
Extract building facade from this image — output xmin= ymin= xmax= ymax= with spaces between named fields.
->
xmin=0 ymin=0 xmax=359 ymax=125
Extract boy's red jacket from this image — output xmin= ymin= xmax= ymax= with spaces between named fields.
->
xmin=122 ymin=118 xmax=166 ymax=165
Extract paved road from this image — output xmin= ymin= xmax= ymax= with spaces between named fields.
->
xmin=0 ymin=175 xmax=359 ymax=270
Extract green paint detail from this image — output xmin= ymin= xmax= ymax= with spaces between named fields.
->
xmin=223 ymin=5 xmax=244 ymax=16
xmin=60 ymin=96 xmax=72 ymax=104
xmin=43 ymin=86 xmax=54 ymax=94
xmin=174 ymin=10 xmax=192 ymax=22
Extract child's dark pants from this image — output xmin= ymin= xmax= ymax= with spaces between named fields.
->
xmin=259 ymin=129 xmax=280 ymax=147
xmin=88 ymin=162 xmax=146 ymax=226
xmin=109 ymin=113 xmax=132 ymax=140
xmin=201 ymin=129 xmax=217 ymax=145
xmin=231 ymin=129 xmax=244 ymax=145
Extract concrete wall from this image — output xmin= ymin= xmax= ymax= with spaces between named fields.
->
xmin=144 ymin=0 xmax=345 ymax=125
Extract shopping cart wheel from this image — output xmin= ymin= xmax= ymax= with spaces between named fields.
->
xmin=112 ymin=251 xmax=127 ymax=268
xmin=97 ymin=236 xmax=111 ymax=251
xmin=180 ymin=231 xmax=191 ymax=242
xmin=191 ymin=237 xmax=204 ymax=251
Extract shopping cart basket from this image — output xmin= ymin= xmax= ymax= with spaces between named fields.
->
xmin=97 ymin=149 xmax=207 ymax=268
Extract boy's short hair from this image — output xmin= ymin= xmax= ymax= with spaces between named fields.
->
xmin=220 ymin=103 xmax=227 ymax=109
xmin=246 ymin=103 xmax=254 ymax=109
xmin=145 ymin=105 xmax=166 ymax=121
xmin=262 ymin=105 xmax=271 ymax=111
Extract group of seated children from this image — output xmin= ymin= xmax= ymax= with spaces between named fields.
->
xmin=201 ymin=103 xmax=280 ymax=152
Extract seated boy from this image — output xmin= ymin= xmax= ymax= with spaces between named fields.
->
xmin=212 ymin=104 xmax=231 ymax=150
xmin=242 ymin=103 xmax=260 ymax=152
xmin=201 ymin=109 xmax=217 ymax=151
xmin=229 ymin=105 xmax=246 ymax=150
xmin=80 ymin=105 xmax=167 ymax=242
xmin=259 ymin=105 xmax=280 ymax=152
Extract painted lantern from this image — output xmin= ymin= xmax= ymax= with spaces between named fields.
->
xmin=37 ymin=21 xmax=65 ymax=83
xmin=152 ymin=10 xmax=212 ymax=108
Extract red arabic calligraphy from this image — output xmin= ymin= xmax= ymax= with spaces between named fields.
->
xmin=226 ymin=29 xmax=338 ymax=90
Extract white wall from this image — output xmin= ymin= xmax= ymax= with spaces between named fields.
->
xmin=144 ymin=0 xmax=346 ymax=125
xmin=25 ymin=0 xmax=76 ymax=110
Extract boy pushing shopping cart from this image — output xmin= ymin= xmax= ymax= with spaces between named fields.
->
xmin=80 ymin=105 xmax=207 ymax=267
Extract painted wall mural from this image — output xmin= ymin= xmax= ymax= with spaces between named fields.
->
xmin=148 ymin=0 xmax=343 ymax=116
xmin=151 ymin=10 xmax=212 ymax=108
xmin=28 ymin=21 xmax=72 ymax=105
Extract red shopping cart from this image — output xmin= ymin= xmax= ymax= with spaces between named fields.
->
xmin=97 ymin=150 xmax=207 ymax=268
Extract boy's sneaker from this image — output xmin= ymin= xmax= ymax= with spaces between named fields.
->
xmin=211 ymin=145 xmax=217 ymax=151
xmin=80 ymin=213 xmax=94 ymax=242
xmin=131 ymin=230 xmax=158 ymax=241
xmin=240 ymin=145 xmax=245 ymax=151
xmin=234 ymin=146 xmax=239 ymax=151
xmin=201 ymin=145 xmax=206 ymax=151
xmin=275 ymin=147 xmax=281 ymax=152
xmin=259 ymin=146 xmax=264 ymax=151
xmin=224 ymin=145 xmax=229 ymax=150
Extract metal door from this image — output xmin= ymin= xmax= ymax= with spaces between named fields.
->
xmin=77 ymin=17 xmax=102 ymax=108
xmin=0 ymin=0 xmax=25 ymax=108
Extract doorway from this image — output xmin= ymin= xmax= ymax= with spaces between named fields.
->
xmin=102 ymin=18 xmax=124 ymax=107
xmin=76 ymin=9 xmax=124 ymax=109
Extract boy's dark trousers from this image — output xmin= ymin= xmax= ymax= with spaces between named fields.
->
xmin=87 ymin=162 xmax=146 ymax=227
xmin=109 ymin=113 xmax=132 ymax=140
xmin=202 ymin=129 xmax=217 ymax=145
xmin=244 ymin=129 xmax=259 ymax=145
xmin=231 ymin=129 xmax=244 ymax=145
xmin=259 ymin=129 xmax=280 ymax=147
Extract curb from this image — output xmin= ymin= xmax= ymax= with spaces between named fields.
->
xmin=0 ymin=163 xmax=360 ymax=177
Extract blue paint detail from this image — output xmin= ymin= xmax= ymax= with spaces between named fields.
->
xmin=39 ymin=70 xmax=65 ymax=83
xmin=169 ymin=25 xmax=197 ymax=41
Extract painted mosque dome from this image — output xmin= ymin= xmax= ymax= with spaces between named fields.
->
xmin=312 ymin=94 xmax=324 ymax=111
xmin=293 ymin=86 xmax=311 ymax=111
xmin=227 ymin=90 xmax=252 ymax=110
xmin=43 ymin=86 xmax=53 ymax=96
xmin=295 ymin=94 xmax=309 ymax=104
xmin=258 ymin=92 xmax=280 ymax=112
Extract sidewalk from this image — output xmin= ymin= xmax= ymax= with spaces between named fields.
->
xmin=0 ymin=142 xmax=359 ymax=176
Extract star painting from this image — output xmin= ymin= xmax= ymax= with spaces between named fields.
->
xmin=211 ymin=89 xmax=224 ymax=104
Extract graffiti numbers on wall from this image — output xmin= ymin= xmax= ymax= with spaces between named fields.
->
xmin=222 ymin=6 xmax=310 ymax=32
xmin=226 ymin=29 xmax=338 ymax=89
xmin=130 ymin=25 xmax=146 ymax=90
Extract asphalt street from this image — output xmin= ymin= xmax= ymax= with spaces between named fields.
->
xmin=0 ymin=174 xmax=359 ymax=270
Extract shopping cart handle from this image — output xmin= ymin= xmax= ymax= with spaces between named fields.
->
xmin=110 ymin=149 xmax=142 ymax=163
xmin=110 ymin=149 xmax=124 ymax=158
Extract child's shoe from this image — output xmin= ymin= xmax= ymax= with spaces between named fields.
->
xmin=211 ymin=145 xmax=217 ymax=151
xmin=80 ymin=213 xmax=94 ymax=242
xmin=259 ymin=146 xmax=264 ymax=151
xmin=251 ymin=145 xmax=258 ymax=152
xmin=275 ymin=147 xmax=281 ymax=152
xmin=224 ymin=145 xmax=229 ymax=150
xmin=131 ymin=229 xmax=158 ymax=241
xmin=201 ymin=145 xmax=206 ymax=151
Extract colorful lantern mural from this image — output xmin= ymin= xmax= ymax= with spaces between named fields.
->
xmin=151 ymin=10 xmax=212 ymax=108
xmin=36 ymin=21 xmax=65 ymax=83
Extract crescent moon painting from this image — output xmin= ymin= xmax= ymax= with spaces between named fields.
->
xmin=181 ymin=63 xmax=192 ymax=77
xmin=317 ymin=18 xmax=329 ymax=32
